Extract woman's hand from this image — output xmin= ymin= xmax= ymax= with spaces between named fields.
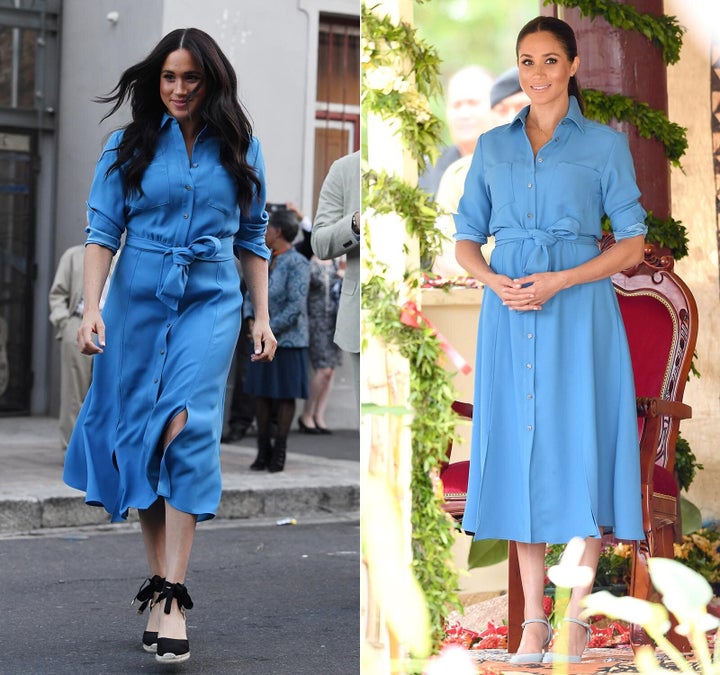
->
xmin=502 ymin=271 xmax=568 ymax=310
xmin=77 ymin=309 xmax=106 ymax=354
xmin=249 ymin=317 xmax=277 ymax=362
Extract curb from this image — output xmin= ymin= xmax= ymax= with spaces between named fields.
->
xmin=0 ymin=484 xmax=360 ymax=534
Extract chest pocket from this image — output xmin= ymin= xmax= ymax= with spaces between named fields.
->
xmin=208 ymin=164 xmax=239 ymax=216
xmin=127 ymin=160 xmax=170 ymax=211
xmin=554 ymin=161 xmax=601 ymax=214
xmin=486 ymin=162 xmax=515 ymax=213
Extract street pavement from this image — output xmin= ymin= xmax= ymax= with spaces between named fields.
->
xmin=0 ymin=516 xmax=360 ymax=674
xmin=0 ymin=416 xmax=359 ymax=534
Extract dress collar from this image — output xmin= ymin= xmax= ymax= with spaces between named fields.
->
xmin=159 ymin=112 xmax=210 ymax=138
xmin=512 ymin=95 xmax=586 ymax=134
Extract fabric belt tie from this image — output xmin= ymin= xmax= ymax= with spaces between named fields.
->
xmin=494 ymin=218 xmax=598 ymax=274
xmin=126 ymin=234 xmax=234 ymax=310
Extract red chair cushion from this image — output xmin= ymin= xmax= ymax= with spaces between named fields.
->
xmin=618 ymin=294 xmax=674 ymax=398
xmin=441 ymin=460 xmax=469 ymax=497
xmin=653 ymin=464 xmax=679 ymax=497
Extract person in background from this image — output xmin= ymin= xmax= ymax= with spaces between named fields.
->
xmin=297 ymin=253 xmax=343 ymax=434
xmin=418 ymin=66 xmax=495 ymax=198
xmin=289 ymin=202 xmax=314 ymax=260
xmin=454 ymin=16 xmax=646 ymax=664
xmin=431 ymin=67 xmax=530 ymax=279
xmin=311 ymin=150 xmax=361 ymax=403
xmin=49 ymin=243 xmax=114 ymax=449
xmin=62 ymin=28 xmax=276 ymax=664
xmin=244 ymin=208 xmax=310 ymax=471
xmin=489 ymin=66 xmax=531 ymax=126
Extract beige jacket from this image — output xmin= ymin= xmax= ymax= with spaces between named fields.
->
xmin=311 ymin=151 xmax=360 ymax=353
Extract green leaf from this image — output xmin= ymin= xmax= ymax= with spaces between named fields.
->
xmin=468 ymin=539 xmax=508 ymax=569
xmin=582 ymin=590 xmax=670 ymax=633
xmin=680 ymin=496 xmax=702 ymax=535
xmin=648 ymin=558 xmax=714 ymax=616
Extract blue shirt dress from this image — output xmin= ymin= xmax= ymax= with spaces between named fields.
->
xmin=455 ymin=97 xmax=647 ymax=544
xmin=63 ymin=114 xmax=270 ymax=522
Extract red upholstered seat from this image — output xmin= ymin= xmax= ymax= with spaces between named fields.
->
xmin=440 ymin=460 xmax=469 ymax=497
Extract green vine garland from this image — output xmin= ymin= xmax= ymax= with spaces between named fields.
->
xmin=545 ymin=0 xmax=684 ymax=64
xmin=361 ymin=1 xmax=460 ymax=653
xmin=362 ymin=3 xmax=444 ymax=172
xmin=363 ymin=263 xmax=462 ymax=647
xmin=583 ymin=89 xmax=688 ymax=167
xmin=365 ymin=169 xmax=449 ymax=263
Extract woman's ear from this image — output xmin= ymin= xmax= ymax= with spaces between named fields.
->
xmin=570 ymin=56 xmax=580 ymax=78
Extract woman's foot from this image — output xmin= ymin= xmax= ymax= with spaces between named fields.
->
xmin=133 ymin=575 xmax=165 ymax=653
xmin=298 ymin=416 xmax=320 ymax=434
xmin=313 ymin=416 xmax=332 ymax=434
xmin=509 ymin=618 xmax=552 ymax=664
xmin=156 ymin=581 xmax=193 ymax=663
xmin=543 ymin=617 xmax=591 ymax=663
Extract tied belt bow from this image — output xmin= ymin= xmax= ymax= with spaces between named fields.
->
xmin=126 ymin=234 xmax=234 ymax=310
xmin=494 ymin=218 xmax=598 ymax=274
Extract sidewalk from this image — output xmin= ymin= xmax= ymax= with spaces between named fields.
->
xmin=0 ymin=416 xmax=359 ymax=534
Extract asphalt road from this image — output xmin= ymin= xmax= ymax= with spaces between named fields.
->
xmin=0 ymin=515 xmax=359 ymax=674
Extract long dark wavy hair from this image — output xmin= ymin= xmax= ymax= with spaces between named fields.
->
xmin=97 ymin=28 xmax=260 ymax=214
xmin=515 ymin=16 xmax=585 ymax=114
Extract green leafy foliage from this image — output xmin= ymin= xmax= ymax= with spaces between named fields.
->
xmin=362 ymin=267 xmax=462 ymax=648
xmin=601 ymin=212 xmax=689 ymax=260
xmin=676 ymin=434 xmax=704 ymax=492
xmin=362 ymin=4 xmax=444 ymax=173
xmin=546 ymin=542 xmax=632 ymax=590
xmin=468 ymin=539 xmax=509 ymax=569
xmin=364 ymin=169 xmax=447 ymax=264
xmin=584 ymin=89 xmax=688 ymax=167
xmin=545 ymin=0 xmax=684 ymax=64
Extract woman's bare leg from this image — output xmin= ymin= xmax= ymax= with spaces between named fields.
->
xmin=553 ymin=536 xmax=602 ymax=657
xmin=158 ymin=503 xmax=198 ymax=640
xmin=515 ymin=541 xmax=550 ymax=654
xmin=313 ymin=367 xmax=334 ymax=428
xmin=155 ymin=409 xmax=197 ymax=641
xmin=138 ymin=498 xmax=166 ymax=635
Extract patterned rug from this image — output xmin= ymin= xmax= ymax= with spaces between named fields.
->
xmin=468 ymin=648 xmax=700 ymax=673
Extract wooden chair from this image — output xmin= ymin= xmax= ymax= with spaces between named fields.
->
xmin=439 ymin=239 xmax=699 ymax=653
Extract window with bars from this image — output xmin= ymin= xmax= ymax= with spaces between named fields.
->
xmin=313 ymin=14 xmax=360 ymax=216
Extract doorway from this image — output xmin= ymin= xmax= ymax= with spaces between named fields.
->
xmin=0 ymin=130 xmax=35 ymax=413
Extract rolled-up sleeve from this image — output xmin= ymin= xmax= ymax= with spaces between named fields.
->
xmin=85 ymin=130 xmax=127 ymax=253
xmin=453 ymin=139 xmax=491 ymax=245
xmin=234 ymin=136 xmax=271 ymax=261
xmin=602 ymin=133 xmax=647 ymax=241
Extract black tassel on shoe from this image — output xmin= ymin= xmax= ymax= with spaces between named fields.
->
xmin=132 ymin=574 xmax=165 ymax=653
xmin=155 ymin=581 xmax=194 ymax=664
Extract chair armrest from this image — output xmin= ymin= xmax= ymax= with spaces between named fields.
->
xmin=636 ymin=396 xmax=691 ymax=421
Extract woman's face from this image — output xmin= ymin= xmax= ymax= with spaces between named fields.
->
xmin=517 ymin=31 xmax=578 ymax=108
xmin=160 ymin=48 xmax=206 ymax=125
xmin=265 ymin=225 xmax=281 ymax=249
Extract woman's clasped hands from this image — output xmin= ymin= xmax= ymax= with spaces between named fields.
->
xmin=492 ymin=270 xmax=569 ymax=311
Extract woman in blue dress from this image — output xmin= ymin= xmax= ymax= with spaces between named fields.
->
xmin=63 ymin=28 xmax=277 ymax=664
xmin=455 ymin=16 xmax=646 ymax=664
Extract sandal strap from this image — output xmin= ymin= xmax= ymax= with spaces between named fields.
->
xmin=563 ymin=617 xmax=592 ymax=641
xmin=132 ymin=574 xmax=165 ymax=614
xmin=521 ymin=617 xmax=553 ymax=647
xmin=158 ymin=580 xmax=194 ymax=615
